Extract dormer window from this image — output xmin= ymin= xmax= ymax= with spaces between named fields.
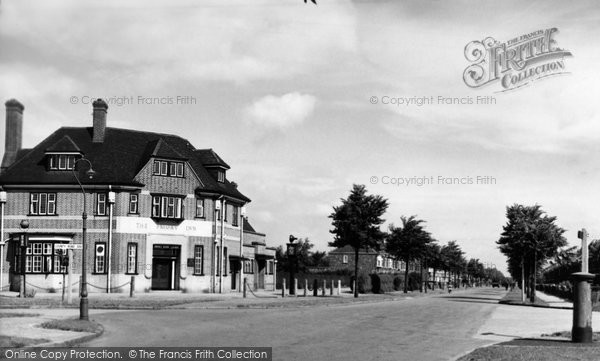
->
xmin=48 ymin=154 xmax=79 ymax=170
xmin=217 ymin=170 xmax=225 ymax=182
xmin=152 ymin=160 xmax=184 ymax=178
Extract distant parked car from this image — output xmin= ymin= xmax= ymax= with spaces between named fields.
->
xmin=492 ymin=282 xmax=500 ymax=288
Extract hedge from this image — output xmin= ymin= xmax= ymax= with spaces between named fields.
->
xmin=370 ymin=274 xmax=396 ymax=294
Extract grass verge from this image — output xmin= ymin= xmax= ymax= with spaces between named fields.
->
xmin=0 ymin=335 xmax=50 ymax=348
xmin=40 ymin=318 xmax=103 ymax=334
xmin=457 ymin=335 xmax=600 ymax=361
xmin=499 ymin=288 xmax=549 ymax=307
xmin=0 ymin=313 xmax=41 ymax=318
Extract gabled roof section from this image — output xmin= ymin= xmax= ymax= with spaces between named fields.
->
xmin=0 ymin=126 xmax=251 ymax=201
xmin=330 ymin=245 xmax=379 ymax=254
xmin=195 ymin=149 xmax=230 ymax=169
xmin=150 ymin=138 xmax=186 ymax=160
xmin=45 ymin=135 xmax=81 ymax=153
xmin=243 ymin=217 xmax=256 ymax=233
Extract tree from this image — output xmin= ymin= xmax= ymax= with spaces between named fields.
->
xmin=497 ymin=204 xmax=566 ymax=303
xmin=275 ymin=238 xmax=320 ymax=273
xmin=386 ymin=216 xmax=432 ymax=293
xmin=329 ymin=184 xmax=389 ymax=298
xmin=441 ymin=241 xmax=465 ymax=287
xmin=424 ymin=242 xmax=442 ymax=290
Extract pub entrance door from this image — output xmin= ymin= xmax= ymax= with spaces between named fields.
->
xmin=151 ymin=244 xmax=181 ymax=290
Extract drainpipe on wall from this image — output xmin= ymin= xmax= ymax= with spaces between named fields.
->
xmin=0 ymin=190 xmax=6 ymax=292
xmin=239 ymin=207 xmax=246 ymax=293
xmin=219 ymin=198 xmax=226 ymax=293
xmin=212 ymin=196 xmax=222 ymax=294
xmin=107 ymin=187 xmax=115 ymax=293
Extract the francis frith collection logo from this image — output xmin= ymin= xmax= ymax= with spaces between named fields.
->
xmin=463 ymin=28 xmax=572 ymax=91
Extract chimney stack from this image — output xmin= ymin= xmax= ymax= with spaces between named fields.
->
xmin=1 ymin=99 xmax=24 ymax=172
xmin=92 ymin=98 xmax=108 ymax=143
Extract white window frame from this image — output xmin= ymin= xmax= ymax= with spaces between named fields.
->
xmin=194 ymin=245 xmax=204 ymax=275
xmin=129 ymin=193 xmax=138 ymax=214
xmin=95 ymin=243 xmax=106 ymax=274
xmin=195 ymin=198 xmax=204 ymax=218
xmin=96 ymin=193 xmax=107 ymax=216
xmin=152 ymin=195 xmax=183 ymax=219
xmin=126 ymin=243 xmax=137 ymax=274
xmin=30 ymin=193 xmax=57 ymax=215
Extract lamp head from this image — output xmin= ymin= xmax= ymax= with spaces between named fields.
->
xmin=86 ymin=168 xmax=96 ymax=179
xmin=289 ymin=235 xmax=298 ymax=243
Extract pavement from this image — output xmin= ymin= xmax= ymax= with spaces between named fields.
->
xmin=0 ymin=287 xmax=596 ymax=353
xmin=535 ymin=290 xmax=573 ymax=308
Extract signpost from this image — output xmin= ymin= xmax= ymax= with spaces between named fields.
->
xmin=55 ymin=244 xmax=82 ymax=250
xmin=55 ymin=244 xmax=80 ymax=304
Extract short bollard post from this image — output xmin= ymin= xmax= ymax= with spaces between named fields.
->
xmin=304 ymin=279 xmax=308 ymax=297
xmin=337 ymin=280 xmax=341 ymax=295
xmin=313 ymin=279 xmax=318 ymax=297
xmin=294 ymin=278 xmax=298 ymax=296
xmin=330 ymin=280 xmax=334 ymax=296
xmin=243 ymin=278 xmax=247 ymax=298
xmin=130 ymin=276 xmax=135 ymax=298
xmin=282 ymin=279 xmax=286 ymax=298
xmin=322 ymin=280 xmax=326 ymax=296
xmin=571 ymin=272 xmax=595 ymax=343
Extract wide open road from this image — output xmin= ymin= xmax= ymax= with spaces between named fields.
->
xmin=83 ymin=288 xmax=508 ymax=361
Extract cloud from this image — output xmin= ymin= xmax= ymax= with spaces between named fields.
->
xmin=0 ymin=0 xmax=358 ymax=86
xmin=244 ymin=92 xmax=316 ymax=128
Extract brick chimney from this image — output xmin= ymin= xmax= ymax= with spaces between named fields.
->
xmin=92 ymin=98 xmax=108 ymax=143
xmin=1 ymin=99 xmax=24 ymax=172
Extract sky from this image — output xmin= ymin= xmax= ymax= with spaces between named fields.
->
xmin=1 ymin=0 xmax=599 ymax=275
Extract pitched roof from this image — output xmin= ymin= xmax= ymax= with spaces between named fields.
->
xmin=329 ymin=245 xmax=380 ymax=254
xmin=195 ymin=149 xmax=230 ymax=169
xmin=45 ymin=135 xmax=81 ymax=153
xmin=0 ymin=126 xmax=250 ymax=202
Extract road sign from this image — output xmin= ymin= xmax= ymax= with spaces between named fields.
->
xmin=55 ymin=244 xmax=82 ymax=250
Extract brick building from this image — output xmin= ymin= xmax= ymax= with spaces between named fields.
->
xmin=0 ymin=98 xmax=275 ymax=294
xmin=327 ymin=245 xmax=415 ymax=274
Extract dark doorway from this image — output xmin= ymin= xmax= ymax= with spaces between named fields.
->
xmin=151 ymin=244 xmax=180 ymax=290
xmin=256 ymin=259 xmax=266 ymax=289
xmin=230 ymin=259 xmax=240 ymax=290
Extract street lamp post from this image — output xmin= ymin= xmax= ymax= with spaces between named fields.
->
xmin=287 ymin=235 xmax=298 ymax=296
xmin=72 ymin=157 xmax=96 ymax=321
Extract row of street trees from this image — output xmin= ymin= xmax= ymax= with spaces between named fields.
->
xmin=329 ymin=184 xmax=502 ymax=297
xmin=497 ymin=204 xmax=567 ymax=302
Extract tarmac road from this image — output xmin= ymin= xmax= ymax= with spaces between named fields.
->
xmin=82 ymin=288 xmax=508 ymax=361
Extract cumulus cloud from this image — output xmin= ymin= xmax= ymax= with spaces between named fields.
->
xmin=244 ymin=92 xmax=316 ymax=128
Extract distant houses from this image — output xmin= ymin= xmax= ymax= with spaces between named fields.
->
xmin=327 ymin=245 xmax=416 ymax=274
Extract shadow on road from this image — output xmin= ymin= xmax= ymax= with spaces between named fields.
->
xmin=441 ymin=296 xmax=502 ymax=302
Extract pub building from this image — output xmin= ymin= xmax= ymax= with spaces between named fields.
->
xmin=0 ymin=98 xmax=275 ymax=294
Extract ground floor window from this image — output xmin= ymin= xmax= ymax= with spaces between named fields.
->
xmin=94 ymin=242 xmax=106 ymax=274
xmin=13 ymin=241 xmax=67 ymax=274
xmin=194 ymin=245 xmax=204 ymax=275
xmin=126 ymin=243 xmax=137 ymax=274
xmin=243 ymin=259 xmax=254 ymax=274
xmin=266 ymin=260 xmax=274 ymax=275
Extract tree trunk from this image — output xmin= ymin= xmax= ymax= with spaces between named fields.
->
xmin=432 ymin=268 xmax=437 ymax=290
xmin=354 ymin=248 xmax=359 ymax=298
xmin=403 ymin=258 xmax=409 ymax=293
xmin=530 ymin=251 xmax=537 ymax=303
xmin=520 ymin=256 xmax=525 ymax=303
xmin=419 ymin=258 xmax=424 ymax=293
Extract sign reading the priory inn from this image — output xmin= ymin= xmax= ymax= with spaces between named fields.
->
xmin=463 ymin=28 xmax=572 ymax=91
